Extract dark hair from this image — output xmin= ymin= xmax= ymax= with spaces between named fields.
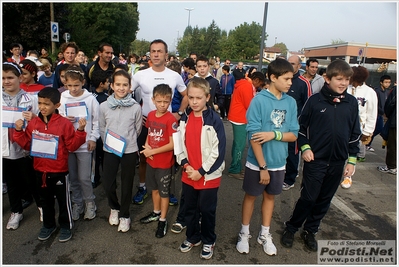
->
xmin=60 ymin=42 xmax=79 ymax=54
xmin=326 ymin=59 xmax=353 ymax=79
xmin=182 ymin=58 xmax=195 ymax=68
xmin=268 ymin=58 xmax=294 ymax=79
xmin=111 ymin=70 xmax=131 ymax=86
xmin=58 ymin=63 xmax=70 ymax=74
xmin=9 ymin=43 xmax=20 ymax=50
xmin=150 ymin=39 xmax=168 ymax=53
xmin=38 ymin=87 xmax=61 ymax=105
xmin=27 ymin=50 xmax=39 ymax=58
xmin=98 ymin=43 xmax=113 ymax=53
xmin=114 ymin=63 xmax=128 ymax=72
xmin=196 ymin=55 xmax=209 ymax=65
xmin=65 ymin=65 xmax=85 ymax=82
xmin=166 ymin=60 xmax=181 ymax=74
xmin=250 ymin=71 xmax=266 ymax=84
xmin=318 ymin=68 xmax=327 ymax=76
xmin=20 ymin=59 xmax=39 ymax=82
xmin=153 ymin=83 xmax=173 ymax=98
xmin=139 ymin=62 xmax=150 ymax=70
xmin=380 ymin=74 xmax=391 ymax=83
xmin=91 ymin=70 xmax=109 ymax=89
xmin=128 ymin=53 xmax=139 ymax=62
xmin=3 ymin=62 xmax=22 ymax=77
xmin=351 ymin=66 xmax=369 ymax=84
xmin=222 ymin=65 xmax=230 ymax=72
xmin=306 ymin=58 xmax=319 ymax=67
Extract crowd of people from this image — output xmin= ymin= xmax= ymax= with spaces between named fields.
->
xmin=2 ymin=39 xmax=397 ymax=260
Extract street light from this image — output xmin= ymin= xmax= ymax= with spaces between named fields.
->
xmin=184 ymin=8 xmax=194 ymax=28
xmin=275 ymin=37 xmax=277 ymax=45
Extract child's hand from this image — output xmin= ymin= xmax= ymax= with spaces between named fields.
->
xmin=140 ymin=145 xmax=153 ymax=160
xmin=343 ymin=164 xmax=356 ymax=177
xmin=14 ymin=119 xmax=24 ymax=131
xmin=22 ymin=111 xmax=36 ymax=121
xmin=87 ymin=140 xmax=96 ymax=151
xmin=259 ymin=170 xmax=270 ymax=185
xmin=251 ymin=132 xmax=274 ymax=144
xmin=67 ymin=115 xmax=76 ymax=123
xmin=186 ymin=169 xmax=202 ymax=181
xmin=77 ymin=118 xmax=86 ymax=131
xmin=302 ymin=149 xmax=314 ymax=162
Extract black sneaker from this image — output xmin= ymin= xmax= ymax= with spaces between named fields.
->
xmin=156 ymin=220 xmax=167 ymax=238
xmin=59 ymin=228 xmax=72 ymax=242
xmin=301 ymin=230 xmax=318 ymax=252
xmin=281 ymin=229 xmax=295 ymax=248
xmin=38 ymin=226 xmax=56 ymax=241
xmin=140 ymin=211 xmax=160 ymax=224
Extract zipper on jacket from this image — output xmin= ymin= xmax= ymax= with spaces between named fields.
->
xmin=327 ymin=104 xmax=337 ymax=165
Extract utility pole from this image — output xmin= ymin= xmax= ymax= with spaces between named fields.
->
xmin=185 ymin=8 xmax=194 ymax=29
xmin=258 ymin=3 xmax=268 ymax=71
xmin=50 ymin=3 xmax=56 ymax=55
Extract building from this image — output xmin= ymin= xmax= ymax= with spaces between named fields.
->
xmin=302 ymin=42 xmax=396 ymax=65
xmin=263 ymin=46 xmax=281 ymax=61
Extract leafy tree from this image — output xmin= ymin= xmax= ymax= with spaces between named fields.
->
xmin=331 ymin=38 xmax=346 ymax=44
xmin=2 ymin=3 xmax=61 ymax=55
xmin=204 ymin=20 xmax=221 ymax=57
xmin=130 ymin=39 xmax=150 ymax=56
xmin=228 ymin=22 xmax=265 ymax=60
xmin=273 ymin=42 xmax=288 ymax=57
xmin=65 ymin=3 xmax=139 ymax=56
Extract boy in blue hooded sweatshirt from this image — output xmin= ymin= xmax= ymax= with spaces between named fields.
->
xmin=236 ymin=58 xmax=299 ymax=256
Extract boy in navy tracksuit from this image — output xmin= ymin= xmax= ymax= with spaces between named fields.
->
xmin=281 ymin=59 xmax=362 ymax=252
xmin=219 ymin=65 xmax=235 ymax=119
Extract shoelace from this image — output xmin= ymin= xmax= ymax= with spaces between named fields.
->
xmin=203 ymin=244 xmax=214 ymax=252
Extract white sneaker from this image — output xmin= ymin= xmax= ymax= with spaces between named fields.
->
xmin=282 ymin=182 xmax=294 ymax=191
xmin=236 ymin=232 xmax=251 ymax=254
xmin=118 ymin=217 xmax=131 ymax=232
xmin=257 ymin=232 xmax=277 ymax=256
xmin=341 ymin=176 xmax=352 ymax=189
xmin=84 ymin=202 xmax=97 ymax=220
xmin=38 ymin=207 xmax=43 ymax=222
xmin=7 ymin=212 xmax=23 ymax=230
xmin=72 ymin=204 xmax=84 ymax=221
xmin=109 ymin=209 xmax=119 ymax=226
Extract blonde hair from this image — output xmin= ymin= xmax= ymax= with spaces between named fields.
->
xmin=187 ymin=77 xmax=210 ymax=96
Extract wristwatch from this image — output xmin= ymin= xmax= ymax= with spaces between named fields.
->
xmin=177 ymin=110 xmax=184 ymax=116
xmin=259 ymin=164 xmax=268 ymax=171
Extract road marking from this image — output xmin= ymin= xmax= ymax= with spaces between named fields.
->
xmin=383 ymin=212 xmax=397 ymax=224
xmin=331 ymin=196 xmax=363 ymax=221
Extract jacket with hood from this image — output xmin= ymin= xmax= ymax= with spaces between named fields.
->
xmin=2 ymin=89 xmax=38 ymax=158
xmin=227 ymin=79 xmax=256 ymax=124
xmin=288 ymin=71 xmax=312 ymax=117
xmin=308 ymin=73 xmax=325 ymax=94
xmin=246 ymin=90 xmax=299 ymax=169
xmin=58 ymin=89 xmax=100 ymax=153
xmin=13 ymin=111 xmax=86 ymax=175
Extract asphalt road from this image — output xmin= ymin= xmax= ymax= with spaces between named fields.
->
xmin=2 ymin=120 xmax=397 ymax=265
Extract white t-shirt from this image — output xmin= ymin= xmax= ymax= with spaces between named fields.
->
xmin=131 ymin=67 xmax=186 ymax=117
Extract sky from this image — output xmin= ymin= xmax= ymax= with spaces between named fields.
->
xmin=135 ymin=1 xmax=398 ymax=54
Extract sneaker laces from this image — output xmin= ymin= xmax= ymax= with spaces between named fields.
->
xmin=203 ymin=244 xmax=214 ymax=252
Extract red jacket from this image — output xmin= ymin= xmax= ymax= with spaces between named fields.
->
xmin=14 ymin=112 xmax=86 ymax=175
xmin=227 ymin=79 xmax=256 ymax=124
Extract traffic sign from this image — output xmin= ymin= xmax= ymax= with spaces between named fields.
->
xmin=63 ymin=32 xmax=71 ymax=42
xmin=51 ymin=21 xmax=59 ymax=42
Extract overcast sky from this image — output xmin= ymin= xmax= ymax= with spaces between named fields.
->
xmin=135 ymin=1 xmax=397 ymax=54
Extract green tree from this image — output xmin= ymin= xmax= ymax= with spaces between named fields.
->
xmin=130 ymin=39 xmax=150 ymax=56
xmin=204 ymin=20 xmax=221 ymax=57
xmin=228 ymin=22 xmax=264 ymax=60
xmin=65 ymin=3 xmax=139 ymax=56
xmin=331 ymin=38 xmax=346 ymax=44
xmin=273 ymin=42 xmax=288 ymax=57
xmin=2 ymin=3 xmax=67 ymax=55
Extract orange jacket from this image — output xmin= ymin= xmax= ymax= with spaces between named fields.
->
xmin=227 ymin=79 xmax=255 ymax=124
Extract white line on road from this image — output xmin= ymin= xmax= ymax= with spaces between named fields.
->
xmin=331 ymin=196 xmax=363 ymax=221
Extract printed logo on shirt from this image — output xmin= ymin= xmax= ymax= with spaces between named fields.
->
xmin=320 ymin=108 xmax=326 ymax=113
xmin=56 ymin=180 xmax=64 ymax=186
xmin=271 ymin=109 xmax=287 ymax=128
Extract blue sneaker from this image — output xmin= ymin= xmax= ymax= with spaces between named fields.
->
xmin=169 ymin=194 xmax=178 ymax=206
xmin=132 ymin=186 xmax=148 ymax=205
xmin=38 ymin=226 xmax=56 ymax=241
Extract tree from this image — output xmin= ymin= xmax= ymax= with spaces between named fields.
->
xmin=203 ymin=20 xmax=221 ymax=57
xmin=331 ymin=38 xmax=346 ymax=44
xmin=2 ymin=3 xmax=61 ymax=55
xmin=65 ymin=3 xmax=139 ymax=56
xmin=130 ymin=39 xmax=150 ymax=56
xmin=228 ymin=22 xmax=264 ymax=60
xmin=273 ymin=42 xmax=288 ymax=57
